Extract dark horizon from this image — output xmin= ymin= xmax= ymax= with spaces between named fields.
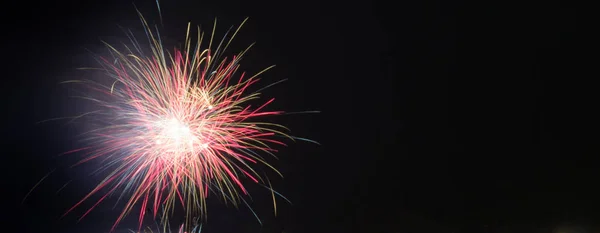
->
xmin=1 ymin=0 xmax=589 ymax=232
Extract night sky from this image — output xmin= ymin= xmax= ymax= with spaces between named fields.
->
xmin=1 ymin=0 xmax=589 ymax=232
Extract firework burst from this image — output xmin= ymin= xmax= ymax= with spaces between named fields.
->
xmin=60 ymin=9 xmax=302 ymax=231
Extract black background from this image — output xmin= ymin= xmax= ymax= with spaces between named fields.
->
xmin=1 ymin=0 xmax=589 ymax=232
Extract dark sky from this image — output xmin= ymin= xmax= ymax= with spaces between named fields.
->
xmin=1 ymin=0 xmax=589 ymax=233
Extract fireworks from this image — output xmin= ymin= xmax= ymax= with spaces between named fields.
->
xmin=62 ymin=10 xmax=295 ymax=231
